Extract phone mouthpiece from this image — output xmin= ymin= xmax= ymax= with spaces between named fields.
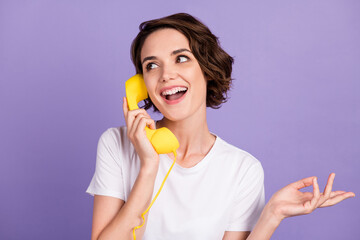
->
xmin=145 ymin=127 xmax=179 ymax=154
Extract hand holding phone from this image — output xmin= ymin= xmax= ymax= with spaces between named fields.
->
xmin=125 ymin=74 xmax=179 ymax=154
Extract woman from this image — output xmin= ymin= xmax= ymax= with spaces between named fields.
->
xmin=86 ymin=13 xmax=355 ymax=240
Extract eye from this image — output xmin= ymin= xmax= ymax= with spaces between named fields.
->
xmin=146 ymin=62 xmax=158 ymax=71
xmin=177 ymin=55 xmax=190 ymax=63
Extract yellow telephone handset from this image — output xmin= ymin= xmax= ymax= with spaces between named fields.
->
xmin=125 ymin=74 xmax=179 ymax=154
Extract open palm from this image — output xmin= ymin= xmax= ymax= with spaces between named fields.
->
xmin=268 ymin=173 xmax=355 ymax=219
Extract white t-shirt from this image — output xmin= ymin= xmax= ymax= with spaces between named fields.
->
xmin=86 ymin=126 xmax=265 ymax=240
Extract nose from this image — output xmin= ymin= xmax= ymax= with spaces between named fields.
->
xmin=160 ymin=64 xmax=177 ymax=82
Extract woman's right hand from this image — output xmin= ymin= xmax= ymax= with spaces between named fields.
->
xmin=123 ymin=97 xmax=160 ymax=173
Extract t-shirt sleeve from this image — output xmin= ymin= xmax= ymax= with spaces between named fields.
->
xmin=86 ymin=128 xmax=125 ymax=200
xmin=226 ymin=160 xmax=265 ymax=231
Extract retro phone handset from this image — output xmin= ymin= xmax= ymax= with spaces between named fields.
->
xmin=125 ymin=74 xmax=179 ymax=154
xmin=125 ymin=74 xmax=179 ymax=240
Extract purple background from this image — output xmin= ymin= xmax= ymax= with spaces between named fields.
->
xmin=1 ymin=0 xmax=359 ymax=239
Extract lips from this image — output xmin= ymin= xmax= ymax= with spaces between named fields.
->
xmin=160 ymin=85 xmax=188 ymax=105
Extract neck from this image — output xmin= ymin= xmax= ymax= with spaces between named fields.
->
xmin=156 ymin=105 xmax=216 ymax=165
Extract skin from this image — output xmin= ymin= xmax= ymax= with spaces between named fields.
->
xmin=90 ymin=28 xmax=355 ymax=240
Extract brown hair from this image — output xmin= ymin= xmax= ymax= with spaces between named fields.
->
xmin=131 ymin=13 xmax=234 ymax=111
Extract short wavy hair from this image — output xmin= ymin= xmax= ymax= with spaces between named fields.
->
xmin=131 ymin=13 xmax=234 ymax=111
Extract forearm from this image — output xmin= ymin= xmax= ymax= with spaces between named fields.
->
xmin=98 ymin=168 xmax=157 ymax=240
xmin=246 ymin=204 xmax=283 ymax=240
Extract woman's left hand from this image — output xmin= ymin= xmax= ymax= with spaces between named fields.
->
xmin=266 ymin=173 xmax=355 ymax=222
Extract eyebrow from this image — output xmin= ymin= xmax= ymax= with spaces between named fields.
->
xmin=141 ymin=48 xmax=191 ymax=65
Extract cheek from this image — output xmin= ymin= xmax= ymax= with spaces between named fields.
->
xmin=182 ymin=65 xmax=204 ymax=83
xmin=144 ymin=80 xmax=160 ymax=104
xmin=143 ymin=73 xmax=156 ymax=88
xmin=193 ymin=69 xmax=207 ymax=90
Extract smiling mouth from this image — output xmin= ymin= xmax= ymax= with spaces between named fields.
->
xmin=161 ymin=87 xmax=188 ymax=101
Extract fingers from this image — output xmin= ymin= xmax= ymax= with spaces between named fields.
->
xmin=123 ymin=97 xmax=155 ymax=140
xmin=319 ymin=191 xmax=356 ymax=208
xmin=123 ymin=97 xmax=129 ymax=122
xmin=323 ymin=173 xmax=335 ymax=198
xmin=302 ymin=173 xmax=355 ymax=210
xmin=129 ymin=112 xmax=155 ymax=140
xmin=123 ymin=97 xmax=151 ymax=121
xmin=309 ymin=177 xmax=321 ymax=209
xmin=302 ymin=190 xmax=345 ymax=202
xmin=313 ymin=173 xmax=336 ymax=207
xmin=291 ymin=176 xmax=317 ymax=190
xmin=328 ymin=191 xmax=346 ymax=199
xmin=126 ymin=108 xmax=151 ymax=131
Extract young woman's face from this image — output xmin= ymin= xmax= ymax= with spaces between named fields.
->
xmin=140 ymin=28 xmax=207 ymax=121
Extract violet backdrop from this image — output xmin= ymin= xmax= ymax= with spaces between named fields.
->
xmin=0 ymin=0 xmax=359 ymax=239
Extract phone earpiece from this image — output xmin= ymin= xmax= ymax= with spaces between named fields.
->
xmin=125 ymin=74 xmax=148 ymax=111
xmin=125 ymin=74 xmax=179 ymax=154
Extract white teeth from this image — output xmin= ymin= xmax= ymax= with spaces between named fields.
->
xmin=161 ymin=87 xmax=188 ymax=96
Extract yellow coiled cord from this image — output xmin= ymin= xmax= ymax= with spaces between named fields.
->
xmin=132 ymin=150 xmax=177 ymax=240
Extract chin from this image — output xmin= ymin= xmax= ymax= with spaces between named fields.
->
xmin=161 ymin=111 xmax=187 ymax=122
xmin=157 ymin=108 xmax=190 ymax=122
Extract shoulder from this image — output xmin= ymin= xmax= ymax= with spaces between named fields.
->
xmin=97 ymin=126 xmax=133 ymax=156
xmin=99 ymin=126 xmax=128 ymax=144
xmin=99 ymin=126 xmax=126 ymax=141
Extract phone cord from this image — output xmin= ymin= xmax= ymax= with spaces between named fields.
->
xmin=132 ymin=150 xmax=177 ymax=240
